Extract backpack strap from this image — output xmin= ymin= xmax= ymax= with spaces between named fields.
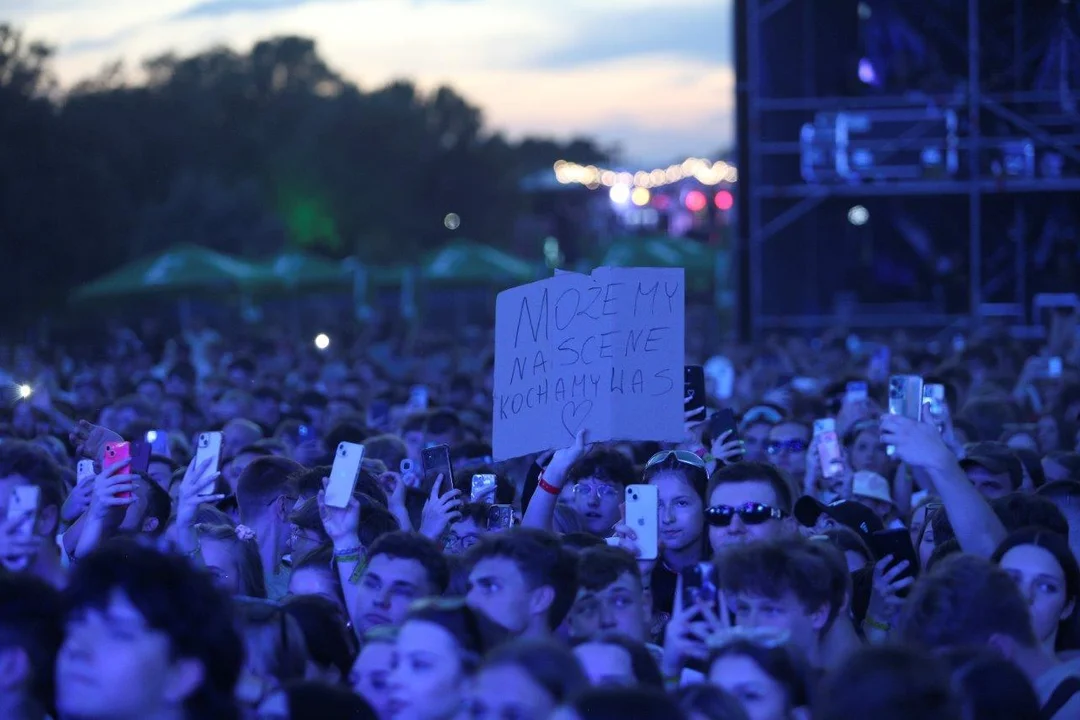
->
xmin=1041 ymin=676 xmax=1080 ymax=720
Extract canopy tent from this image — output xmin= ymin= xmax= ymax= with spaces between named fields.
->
xmin=254 ymin=252 xmax=350 ymax=291
xmin=71 ymin=244 xmax=264 ymax=301
xmin=598 ymin=236 xmax=723 ymax=294
xmin=419 ymin=239 xmax=538 ymax=286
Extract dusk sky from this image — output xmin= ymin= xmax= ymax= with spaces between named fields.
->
xmin=9 ymin=0 xmax=733 ymax=166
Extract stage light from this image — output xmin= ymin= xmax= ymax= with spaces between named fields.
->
xmin=685 ymin=190 xmax=707 ymax=212
xmin=714 ymin=190 xmax=734 ymax=211
xmin=443 ymin=213 xmax=460 ymax=230
xmin=848 ymin=205 xmax=870 ymax=225
xmin=631 ymin=187 xmax=651 ymax=206
xmin=17 ymin=384 xmax=32 ymax=399
xmin=314 ymin=333 xmax=331 ymax=350
xmin=609 ymin=184 xmax=631 ymax=204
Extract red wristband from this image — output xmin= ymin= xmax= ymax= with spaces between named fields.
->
xmin=537 ymin=473 xmax=561 ymax=496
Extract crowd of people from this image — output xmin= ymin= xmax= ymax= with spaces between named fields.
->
xmin=2 ymin=315 xmax=1080 ymax=720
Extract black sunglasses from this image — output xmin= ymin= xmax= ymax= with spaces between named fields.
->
xmin=705 ymin=502 xmax=787 ymax=527
xmin=766 ymin=440 xmax=808 ymax=455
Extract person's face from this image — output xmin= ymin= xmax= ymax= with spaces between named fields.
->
xmin=252 ymin=398 xmax=281 ymax=429
xmin=742 ymin=423 xmax=773 ymax=463
xmin=200 ymin=538 xmax=242 ymax=596
xmin=569 ymin=476 xmax=622 ymax=536
xmin=57 ymin=590 xmax=200 ymax=720
xmin=918 ymin=514 xmax=937 ymax=569
xmin=351 ymin=641 xmax=395 ymax=718
xmin=966 ymin=466 xmax=1012 ymax=499
xmin=849 ymin=430 xmax=888 ymax=475
xmin=1000 ymin=544 xmax=1075 ymax=646
xmin=708 ymin=480 xmax=790 ymax=549
xmin=403 ymin=431 xmax=425 ymax=464
xmin=289 ymin=524 xmax=323 ymax=561
xmin=444 ymin=517 xmax=484 ymax=556
xmin=288 ymin=568 xmax=345 ymax=613
xmin=469 ymin=663 xmax=556 ymax=720
xmin=573 ymin=642 xmax=636 ymax=687
xmin=467 ymin=557 xmax=535 ymax=636
xmin=710 ymin=653 xmax=790 ymax=720
xmin=388 ymin=619 xmax=464 ymax=720
xmin=222 ymin=424 xmax=257 ymax=462
xmin=766 ymin=423 xmax=809 ymax=477
xmin=909 ymin=505 xmax=929 ymax=555
xmin=731 ymin=591 xmax=825 ymax=658
xmin=652 ymin=471 xmax=704 ymax=552
xmin=853 ymin=495 xmax=893 ymax=521
xmin=355 ymin=554 xmax=431 ymax=633
xmin=568 ymin=572 xmax=648 ymax=642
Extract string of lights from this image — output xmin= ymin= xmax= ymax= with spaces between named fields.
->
xmin=553 ymin=157 xmax=738 ymax=189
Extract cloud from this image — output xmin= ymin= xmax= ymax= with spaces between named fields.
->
xmin=524 ymin=2 xmax=731 ymax=69
xmin=174 ymin=0 xmax=346 ymax=20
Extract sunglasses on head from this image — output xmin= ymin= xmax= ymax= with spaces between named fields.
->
xmin=705 ymin=502 xmax=787 ymax=527
xmin=646 ymin=450 xmax=706 ymax=470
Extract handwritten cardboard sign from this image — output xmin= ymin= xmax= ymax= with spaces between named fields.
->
xmin=492 ymin=267 xmax=685 ymax=460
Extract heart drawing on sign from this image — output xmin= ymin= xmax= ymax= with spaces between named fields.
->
xmin=561 ymin=400 xmax=594 ymax=438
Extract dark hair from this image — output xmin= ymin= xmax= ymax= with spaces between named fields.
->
xmin=236 ymin=457 xmax=304 ymax=516
xmin=355 ymin=499 xmax=400 ymax=549
xmin=0 ymin=440 xmax=65 ymax=513
xmin=1013 ymin=448 xmax=1047 ymax=488
xmin=567 ymin=686 xmax=687 ymax=720
xmin=707 ymin=461 xmax=794 ymax=513
xmin=991 ymin=493 xmax=1070 ymax=538
xmin=426 ymin=410 xmax=462 ymax=438
xmin=938 ymin=646 xmax=1040 ymax=720
xmin=323 ymin=419 xmax=370 ymax=455
xmin=821 ymin=525 xmax=873 ymax=567
xmin=716 ymin=539 xmax=848 ymax=630
xmin=290 ymin=466 xmax=332 ymax=503
xmin=566 ymin=448 xmax=636 ymax=489
xmin=561 ymin=532 xmax=606 ymax=553
xmin=141 ymin=475 xmax=173 ymax=538
xmin=583 ymin=633 xmax=664 ymax=688
xmin=281 ymin=595 xmax=357 ymax=681
xmin=577 ymin=545 xmax=642 ymax=592
xmin=281 ymin=680 xmax=377 ymax=720
xmin=362 ymin=435 xmax=408 ymax=473
xmin=63 ymin=540 xmax=243 ymax=720
xmin=289 ymin=497 xmax=329 ymax=539
xmin=367 ymin=532 xmax=449 ymax=594
xmin=709 ymin=639 xmax=812 ymax=710
xmin=466 ymin=528 xmax=578 ymax=630
xmin=0 ymin=574 xmax=63 ymax=716
xmin=1036 ymin=479 xmax=1080 ymax=506
xmin=896 ymin=554 xmax=1038 ymax=650
xmin=405 ymin=598 xmax=507 ymax=671
xmin=673 ymin=683 xmax=749 ymax=720
xmin=480 ymin=638 xmax=589 ymax=703
xmin=815 ymin=645 xmax=957 ymax=720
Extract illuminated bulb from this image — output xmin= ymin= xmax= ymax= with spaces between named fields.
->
xmin=314 ymin=334 xmax=331 ymax=350
xmin=444 ymin=213 xmax=461 ymax=230
xmin=848 ymin=205 xmax=870 ymax=226
xmin=17 ymin=384 xmax=32 ymax=399
xmin=631 ymin=187 xmax=651 ymax=206
xmin=609 ymin=184 xmax=631 ymax=204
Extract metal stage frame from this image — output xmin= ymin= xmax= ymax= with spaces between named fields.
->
xmin=734 ymin=0 xmax=1080 ymax=340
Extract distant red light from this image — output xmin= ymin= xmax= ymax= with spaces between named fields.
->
xmin=714 ymin=190 xmax=734 ymax=211
xmin=685 ymin=190 xmax=707 ymax=213
xmin=654 ymin=194 xmax=671 ymax=210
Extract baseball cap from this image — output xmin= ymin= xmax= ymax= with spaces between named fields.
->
xmin=794 ymin=496 xmax=884 ymax=548
xmin=960 ymin=449 xmax=1023 ymax=490
xmin=852 ymin=471 xmax=893 ymax=505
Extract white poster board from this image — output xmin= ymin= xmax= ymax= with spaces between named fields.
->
xmin=492 ymin=266 xmax=685 ymax=460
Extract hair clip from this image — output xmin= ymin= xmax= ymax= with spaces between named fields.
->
xmin=235 ymin=524 xmax=256 ymax=541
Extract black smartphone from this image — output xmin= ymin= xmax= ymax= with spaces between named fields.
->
xmin=685 ymin=365 xmax=706 ymax=422
xmin=486 ymin=504 xmax=515 ymax=531
xmin=869 ymin=528 xmax=920 ymax=595
xmin=707 ymin=408 xmax=741 ymax=452
xmin=421 ymin=444 xmax=453 ymax=494
xmin=130 ymin=440 xmax=152 ymax=475
xmin=681 ymin=561 xmax=719 ymax=610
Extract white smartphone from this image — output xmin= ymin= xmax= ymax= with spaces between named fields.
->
xmin=76 ymin=459 xmax=96 ymax=483
xmin=813 ymin=418 xmax=843 ymax=478
xmin=887 ymin=375 xmax=924 ymax=456
xmin=624 ymin=484 xmax=659 ymax=561
xmin=195 ymin=432 xmax=223 ymax=496
xmin=326 ymin=442 xmax=365 ymax=509
xmin=7 ymin=485 xmax=40 ymax=542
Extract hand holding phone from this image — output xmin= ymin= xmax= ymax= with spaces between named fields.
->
xmin=623 ymin=485 xmax=658 ymax=561
xmin=104 ymin=442 xmax=134 ymax=500
xmin=421 ymin=444 xmax=453 ymax=495
xmin=325 ymin=443 xmax=365 ymax=509
xmin=194 ymin=432 xmax=223 ymax=496
xmin=471 ymin=474 xmax=497 ymax=504
xmin=685 ymin=366 xmax=707 ymax=422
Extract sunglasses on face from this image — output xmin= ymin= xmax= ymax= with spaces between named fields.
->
xmin=646 ymin=450 xmax=707 ymax=469
xmin=705 ymin=502 xmax=787 ymax=527
xmin=766 ymin=440 xmax=807 ymax=455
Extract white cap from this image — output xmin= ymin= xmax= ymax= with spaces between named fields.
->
xmin=853 ymin=471 xmax=893 ymax=505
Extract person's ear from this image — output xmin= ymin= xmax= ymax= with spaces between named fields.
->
xmin=142 ymin=516 xmax=160 ymax=534
xmin=163 ymin=657 xmax=204 ymax=705
xmin=1062 ymin=598 xmax=1076 ymax=623
xmin=810 ymin=603 xmax=831 ymax=633
xmin=0 ymin=647 xmax=30 ymax=692
xmin=529 ymin=585 xmax=555 ymax=621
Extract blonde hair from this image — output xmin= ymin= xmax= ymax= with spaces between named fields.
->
xmin=196 ymin=523 xmax=267 ymax=598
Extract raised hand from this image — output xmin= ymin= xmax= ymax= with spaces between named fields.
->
xmin=544 ymin=429 xmax=588 ymax=488
xmin=418 ymin=474 xmax=463 ymax=540
xmin=69 ymin=420 xmax=123 ymax=462
xmin=88 ymin=463 xmax=138 ymax=522
xmin=710 ymin=430 xmax=744 ymax=466
xmin=176 ymin=457 xmax=224 ymax=528
xmin=60 ymin=473 xmax=95 ymax=523
xmin=318 ymin=477 xmax=361 ymax=546
xmin=879 ymin=414 xmax=955 ymax=473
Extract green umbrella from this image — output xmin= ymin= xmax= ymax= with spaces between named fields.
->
xmin=599 ymin=236 xmax=721 ymax=293
xmin=420 ymin=239 xmax=537 ymax=286
xmin=255 ymin=252 xmax=350 ymax=291
xmin=72 ymin=244 xmax=263 ymax=301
